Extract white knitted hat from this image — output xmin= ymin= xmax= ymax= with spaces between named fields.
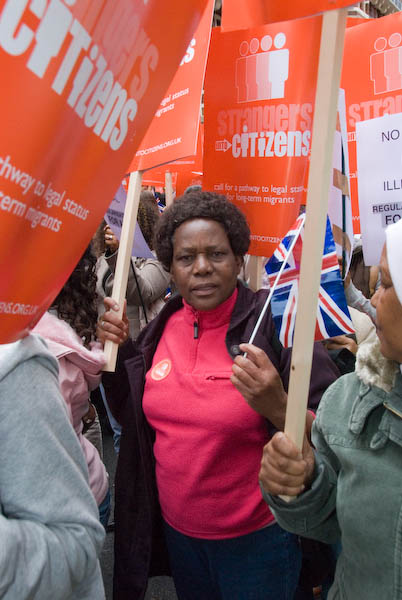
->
xmin=385 ymin=218 xmax=402 ymax=305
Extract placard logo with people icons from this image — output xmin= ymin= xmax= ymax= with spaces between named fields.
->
xmin=235 ymin=33 xmax=289 ymax=103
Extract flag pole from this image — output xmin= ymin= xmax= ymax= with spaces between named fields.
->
xmin=247 ymin=214 xmax=305 ymax=347
xmin=281 ymin=8 xmax=347 ymax=500
xmin=341 ymin=144 xmax=347 ymax=279
xmin=103 ymin=170 xmax=143 ymax=372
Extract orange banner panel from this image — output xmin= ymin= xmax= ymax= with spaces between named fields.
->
xmin=222 ymin=0 xmax=356 ymax=30
xmin=0 ymin=0 xmax=208 ymax=343
xmin=141 ymin=124 xmax=204 ymax=191
xmin=129 ymin=0 xmax=213 ymax=172
xmin=203 ymin=19 xmax=321 ymax=257
xmin=176 ymin=172 xmax=204 ymax=197
xmin=342 ymin=12 xmax=402 ymax=233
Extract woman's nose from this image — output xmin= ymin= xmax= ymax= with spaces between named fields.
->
xmin=193 ymin=253 xmax=212 ymax=274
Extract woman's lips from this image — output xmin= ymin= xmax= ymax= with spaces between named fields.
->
xmin=191 ymin=284 xmax=217 ymax=295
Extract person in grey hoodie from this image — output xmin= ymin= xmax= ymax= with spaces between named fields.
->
xmin=0 ymin=333 xmax=105 ymax=599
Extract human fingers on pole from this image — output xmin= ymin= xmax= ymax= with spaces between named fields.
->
xmin=239 ymin=343 xmax=273 ymax=367
xmin=234 ymin=343 xmax=283 ymax=387
xmin=231 ymin=343 xmax=275 ymax=387
xmin=104 ymin=225 xmax=119 ymax=252
xmin=97 ymin=298 xmax=129 ymax=345
xmin=231 ymin=343 xmax=286 ymax=422
xmin=259 ymin=432 xmax=310 ymax=497
xmin=230 ymin=352 xmax=268 ymax=402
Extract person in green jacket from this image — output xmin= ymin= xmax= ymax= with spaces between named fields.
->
xmin=260 ymin=217 xmax=402 ymax=600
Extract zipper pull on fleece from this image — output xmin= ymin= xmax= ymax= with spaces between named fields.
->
xmin=193 ymin=320 xmax=199 ymax=339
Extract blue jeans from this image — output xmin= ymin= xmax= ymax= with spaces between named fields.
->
xmin=164 ymin=521 xmax=301 ymax=600
xmin=99 ymin=383 xmax=121 ymax=453
xmin=98 ymin=488 xmax=111 ymax=529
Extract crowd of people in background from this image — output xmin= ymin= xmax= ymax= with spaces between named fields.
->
xmin=1 ymin=185 xmax=402 ymax=600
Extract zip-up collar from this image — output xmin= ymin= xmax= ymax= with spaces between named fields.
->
xmin=182 ymin=288 xmax=238 ymax=332
xmin=134 ymin=281 xmax=272 ymax=371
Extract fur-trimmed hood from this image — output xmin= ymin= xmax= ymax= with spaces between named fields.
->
xmin=356 ymin=338 xmax=400 ymax=393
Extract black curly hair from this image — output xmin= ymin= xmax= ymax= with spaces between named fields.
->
xmin=154 ymin=191 xmax=250 ymax=271
xmin=137 ymin=190 xmax=160 ymax=250
xmin=92 ymin=219 xmax=107 ymax=258
xmin=52 ymin=245 xmax=98 ymax=347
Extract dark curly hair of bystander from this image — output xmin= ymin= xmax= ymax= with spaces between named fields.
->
xmin=154 ymin=191 xmax=250 ymax=271
xmin=52 ymin=246 xmax=98 ymax=347
xmin=137 ymin=190 xmax=160 ymax=250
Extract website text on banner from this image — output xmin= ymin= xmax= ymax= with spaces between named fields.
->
xmin=356 ymin=112 xmax=402 ymax=266
xmin=342 ymin=11 xmax=402 ymax=233
xmin=221 ymin=0 xmax=357 ymax=31
xmin=203 ymin=18 xmax=322 ymax=257
xmin=141 ymin=123 xmax=204 ymax=194
xmin=0 ymin=0 xmax=209 ymax=344
xmin=129 ymin=0 xmax=214 ymax=172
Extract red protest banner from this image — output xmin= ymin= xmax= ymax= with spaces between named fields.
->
xmin=347 ymin=17 xmax=370 ymax=28
xmin=129 ymin=0 xmax=214 ymax=172
xmin=342 ymin=11 xmax=402 ymax=232
xmin=203 ymin=18 xmax=322 ymax=257
xmin=0 ymin=0 xmax=209 ymax=343
xmin=141 ymin=123 xmax=204 ymax=193
xmin=221 ymin=0 xmax=356 ymax=31
xmin=141 ymin=171 xmax=177 ymax=189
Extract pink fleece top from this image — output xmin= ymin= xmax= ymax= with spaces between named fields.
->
xmin=143 ymin=289 xmax=274 ymax=539
xmin=33 ymin=312 xmax=108 ymax=506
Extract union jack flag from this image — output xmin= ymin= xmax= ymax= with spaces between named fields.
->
xmin=265 ymin=215 xmax=354 ymax=348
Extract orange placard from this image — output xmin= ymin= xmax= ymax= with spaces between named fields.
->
xmin=141 ymin=123 xmax=204 ymax=192
xmin=203 ymin=19 xmax=322 ymax=257
xmin=129 ymin=0 xmax=213 ymax=172
xmin=341 ymin=12 xmax=402 ymax=233
xmin=347 ymin=17 xmax=370 ymax=28
xmin=141 ymin=171 xmax=177 ymax=188
xmin=176 ymin=172 xmax=204 ymax=197
xmin=221 ymin=0 xmax=356 ymax=31
xmin=0 ymin=0 xmax=209 ymax=343
xmin=169 ymin=123 xmax=204 ymax=176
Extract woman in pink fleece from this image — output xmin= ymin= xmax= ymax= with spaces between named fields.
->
xmin=99 ymin=192 xmax=339 ymax=600
xmin=33 ymin=246 xmax=110 ymax=527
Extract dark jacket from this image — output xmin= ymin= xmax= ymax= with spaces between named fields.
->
xmin=103 ymin=282 xmax=339 ymax=600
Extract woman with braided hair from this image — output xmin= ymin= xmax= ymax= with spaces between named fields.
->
xmin=33 ymin=245 xmax=111 ymax=527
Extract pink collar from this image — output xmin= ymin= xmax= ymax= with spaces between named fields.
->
xmin=182 ymin=288 xmax=238 ymax=330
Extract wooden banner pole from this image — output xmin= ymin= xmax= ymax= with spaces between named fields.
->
xmin=165 ymin=171 xmax=174 ymax=206
xmin=103 ymin=170 xmax=143 ymax=372
xmin=247 ymin=255 xmax=263 ymax=292
xmin=283 ymin=9 xmax=347 ymax=455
